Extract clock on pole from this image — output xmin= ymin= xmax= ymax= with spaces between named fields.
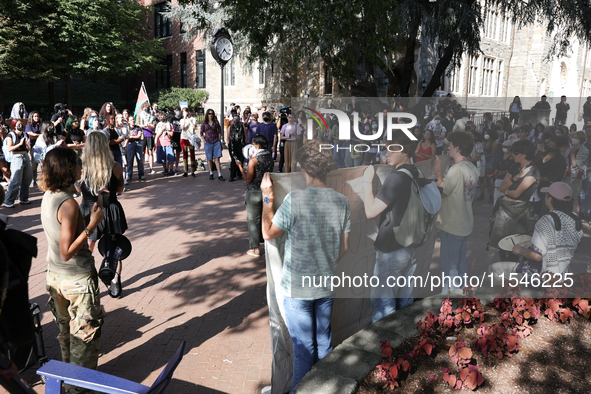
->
xmin=210 ymin=28 xmax=234 ymax=148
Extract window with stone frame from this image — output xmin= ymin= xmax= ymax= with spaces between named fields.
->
xmin=496 ymin=60 xmax=503 ymax=96
xmin=481 ymin=57 xmax=495 ymax=96
xmin=468 ymin=55 xmax=479 ymax=95
xmin=450 ymin=66 xmax=462 ymax=93
xmin=224 ymin=57 xmax=236 ymax=86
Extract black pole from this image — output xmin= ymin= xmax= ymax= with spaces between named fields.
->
xmin=220 ymin=64 xmax=226 ymax=148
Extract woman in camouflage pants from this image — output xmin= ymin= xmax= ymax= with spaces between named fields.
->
xmin=39 ymin=148 xmax=105 ymax=393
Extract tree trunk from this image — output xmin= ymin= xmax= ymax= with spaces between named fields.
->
xmin=48 ymin=80 xmax=55 ymax=111
xmin=400 ymin=26 xmax=420 ymax=97
xmin=423 ymin=39 xmax=455 ymax=98
xmin=66 ymin=75 xmax=72 ymax=110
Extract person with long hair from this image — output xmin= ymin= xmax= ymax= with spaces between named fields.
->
xmin=99 ymin=102 xmax=117 ymax=128
xmin=103 ymin=115 xmax=124 ymax=166
xmin=200 ymin=109 xmax=225 ymax=180
xmin=489 ymin=139 xmax=539 ymax=260
xmin=508 ymin=96 xmax=522 ymax=126
xmin=64 ymin=116 xmax=85 ymax=156
xmin=415 ymin=128 xmax=436 ymax=162
xmin=234 ymin=134 xmax=274 ymax=256
xmin=276 ymin=113 xmax=288 ymax=172
xmin=40 ymin=148 xmax=105 ymax=386
xmin=228 ymin=113 xmax=246 ymax=182
xmin=26 ymin=111 xmax=42 ymax=187
xmin=77 ymin=132 xmax=127 ymax=297
xmin=33 ymin=122 xmax=65 ymax=164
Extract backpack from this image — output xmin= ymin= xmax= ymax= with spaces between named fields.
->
xmin=2 ymin=132 xmax=16 ymax=163
xmin=386 ymin=168 xmax=442 ymax=248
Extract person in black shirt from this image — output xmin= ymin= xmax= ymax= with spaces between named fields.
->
xmin=362 ymin=129 xmax=419 ymax=323
xmin=50 ymin=103 xmax=72 ymax=137
xmin=441 ymin=108 xmax=455 ymax=135
xmin=227 ymin=114 xmax=246 ymax=181
xmin=532 ymin=95 xmax=551 ymax=110
xmin=555 ymin=95 xmax=570 ymax=126
xmin=171 ymin=106 xmax=183 ymax=173
xmin=3 ymin=120 xmax=32 ymax=208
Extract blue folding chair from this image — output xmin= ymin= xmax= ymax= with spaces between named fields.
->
xmin=37 ymin=341 xmax=185 ymax=394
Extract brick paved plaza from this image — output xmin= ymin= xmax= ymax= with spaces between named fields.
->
xmin=3 ymin=152 xmax=590 ymax=394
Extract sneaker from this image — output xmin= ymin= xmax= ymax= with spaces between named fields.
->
xmin=124 ymin=178 xmax=129 ymax=185
xmin=2 ymin=202 xmax=15 ymax=208
xmin=150 ymin=169 xmax=156 ymax=174
xmin=139 ymin=175 xmax=146 ymax=180
xmin=163 ymin=171 xmax=168 ymax=176
xmin=182 ymin=172 xmax=188 ymax=177
xmin=218 ymin=175 xmax=225 ymax=181
xmin=19 ymin=200 xmax=31 ymax=205
xmin=191 ymin=172 xmax=196 ymax=178
xmin=209 ymin=174 xmax=214 ymax=180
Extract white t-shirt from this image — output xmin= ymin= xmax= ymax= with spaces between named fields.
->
xmin=435 ymin=160 xmax=480 ymax=236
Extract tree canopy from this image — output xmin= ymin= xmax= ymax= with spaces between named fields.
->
xmin=0 ymin=0 xmax=164 ymax=81
xmin=172 ymin=0 xmax=591 ymax=100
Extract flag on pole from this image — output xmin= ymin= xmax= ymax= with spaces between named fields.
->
xmin=133 ymin=82 xmax=150 ymax=122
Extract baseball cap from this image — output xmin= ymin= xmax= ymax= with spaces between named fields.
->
xmin=540 ymin=182 xmax=572 ymax=201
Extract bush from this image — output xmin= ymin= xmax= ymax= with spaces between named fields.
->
xmin=149 ymin=87 xmax=208 ymax=111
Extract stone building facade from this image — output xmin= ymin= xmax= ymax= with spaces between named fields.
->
xmin=419 ymin=4 xmax=591 ymax=126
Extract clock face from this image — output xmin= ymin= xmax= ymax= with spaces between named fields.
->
xmin=216 ymin=37 xmax=233 ymax=62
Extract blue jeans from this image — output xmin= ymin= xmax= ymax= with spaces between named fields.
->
xmin=4 ymin=153 xmax=32 ymax=205
xmin=111 ymin=148 xmax=123 ymax=167
xmin=283 ymin=297 xmax=334 ymax=392
xmin=126 ymin=141 xmax=144 ymax=179
xmin=370 ymin=247 xmax=418 ymax=323
xmin=581 ymin=178 xmax=591 ymax=215
xmin=333 ymin=143 xmax=347 ymax=168
xmin=439 ymin=230 xmax=469 ymax=293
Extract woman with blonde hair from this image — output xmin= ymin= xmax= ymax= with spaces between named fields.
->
xmin=76 ymin=132 xmax=127 ymax=298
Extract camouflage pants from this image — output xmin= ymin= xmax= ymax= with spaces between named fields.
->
xmin=47 ymin=270 xmax=104 ymax=394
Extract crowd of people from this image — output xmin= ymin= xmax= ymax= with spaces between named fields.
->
xmin=1 ymin=94 xmax=590 ymax=393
